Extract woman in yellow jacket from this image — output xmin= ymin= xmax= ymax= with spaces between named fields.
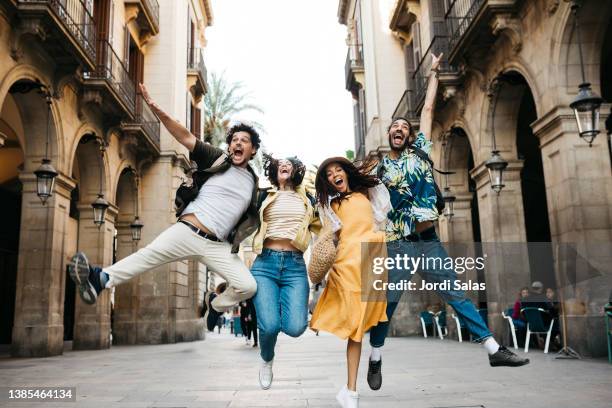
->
xmin=251 ymin=155 xmax=320 ymax=390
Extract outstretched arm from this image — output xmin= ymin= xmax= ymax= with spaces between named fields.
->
xmin=139 ymin=83 xmax=197 ymax=152
xmin=419 ymin=53 xmax=443 ymax=140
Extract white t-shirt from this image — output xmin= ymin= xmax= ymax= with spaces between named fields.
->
xmin=182 ymin=166 xmax=254 ymax=240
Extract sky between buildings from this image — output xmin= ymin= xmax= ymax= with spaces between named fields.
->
xmin=205 ymin=0 xmax=355 ymax=168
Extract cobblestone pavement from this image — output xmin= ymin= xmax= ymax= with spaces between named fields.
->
xmin=0 ymin=329 xmax=610 ymax=408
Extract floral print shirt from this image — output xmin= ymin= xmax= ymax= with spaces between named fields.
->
xmin=380 ymin=131 xmax=439 ymax=241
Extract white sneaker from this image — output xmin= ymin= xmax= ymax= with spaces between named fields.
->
xmin=259 ymin=360 xmax=273 ymax=390
xmin=336 ymin=385 xmax=359 ymax=408
xmin=245 ymin=338 xmax=251 ymax=346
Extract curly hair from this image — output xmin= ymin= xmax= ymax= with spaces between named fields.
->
xmin=315 ymin=158 xmax=380 ymax=207
xmin=225 ymin=122 xmax=261 ymax=151
xmin=263 ymin=153 xmax=306 ymax=188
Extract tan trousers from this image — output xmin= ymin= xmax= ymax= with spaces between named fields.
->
xmin=105 ymin=222 xmax=256 ymax=311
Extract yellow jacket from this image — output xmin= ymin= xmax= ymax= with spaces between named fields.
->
xmin=252 ymin=185 xmax=322 ymax=254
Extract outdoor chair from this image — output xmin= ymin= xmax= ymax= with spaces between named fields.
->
xmin=521 ymin=307 xmax=555 ymax=353
xmin=433 ymin=310 xmax=447 ymax=339
xmin=419 ymin=311 xmax=435 ymax=338
xmin=451 ymin=313 xmax=471 ymax=343
xmin=502 ymin=307 xmax=519 ymax=350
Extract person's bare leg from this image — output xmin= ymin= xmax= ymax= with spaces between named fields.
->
xmin=347 ymin=338 xmax=362 ymax=391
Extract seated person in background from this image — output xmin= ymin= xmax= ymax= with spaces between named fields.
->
xmin=511 ymin=287 xmax=529 ymax=330
xmin=545 ymin=288 xmax=560 ymax=319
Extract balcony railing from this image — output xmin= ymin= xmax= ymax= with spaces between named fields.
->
xmin=125 ymin=0 xmax=160 ymax=34
xmin=393 ymin=90 xmax=419 ymax=120
xmin=412 ymin=35 xmax=458 ymax=108
xmin=345 ymin=45 xmax=364 ymax=92
xmin=187 ymin=47 xmax=208 ymax=91
xmin=134 ymin=93 xmax=161 ymax=152
xmin=85 ymin=39 xmax=136 ymax=115
xmin=17 ymin=0 xmax=97 ymax=65
xmin=445 ymin=0 xmax=485 ymax=53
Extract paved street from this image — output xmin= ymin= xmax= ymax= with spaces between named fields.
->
xmin=0 ymin=329 xmax=610 ymax=408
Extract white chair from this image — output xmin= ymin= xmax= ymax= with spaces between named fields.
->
xmin=501 ymin=310 xmax=519 ymax=350
xmin=419 ymin=311 xmax=435 ymax=338
xmin=433 ymin=311 xmax=447 ymax=340
xmin=521 ymin=307 xmax=555 ymax=353
xmin=451 ymin=313 xmax=464 ymax=343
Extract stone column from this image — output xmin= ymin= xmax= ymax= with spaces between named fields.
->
xmin=71 ymin=204 xmax=116 ymax=350
xmin=471 ymin=161 xmax=532 ymax=337
xmin=111 ymin=221 xmax=139 ymax=345
xmin=11 ymin=173 xmax=75 ymax=357
xmin=532 ymin=105 xmax=612 ymax=357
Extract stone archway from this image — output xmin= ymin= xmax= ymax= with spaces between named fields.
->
xmin=70 ymin=134 xmax=114 ymax=351
xmin=1 ymin=79 xmax=73 ymax=357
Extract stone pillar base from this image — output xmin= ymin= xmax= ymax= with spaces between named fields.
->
xmin=11 ymin=324 xmax=64 ymax=357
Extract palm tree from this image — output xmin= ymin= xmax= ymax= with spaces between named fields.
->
xmin=203 ymin=71 xmax=263 ymax=146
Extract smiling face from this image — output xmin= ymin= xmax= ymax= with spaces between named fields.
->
xmin=276 ymin=159 xmax=294 ymax=187
xmin=228 ymin=131 xmax=256 ymax=167
xmin=325 ymin=162 xmax=349 ymax=194
xmin=520 ymin=288 xmax=529 ymax=299
xmin=388 ymin=119 xmax=412 ymax=152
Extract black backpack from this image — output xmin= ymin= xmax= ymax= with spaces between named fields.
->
xmin=377 ymin=146 xmax=453 ymax=214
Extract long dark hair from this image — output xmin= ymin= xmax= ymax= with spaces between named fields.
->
xmin=263 ymin=153 xmax=306 ymax=188
xmin=315 ymin=158 xmax=380 ymax=207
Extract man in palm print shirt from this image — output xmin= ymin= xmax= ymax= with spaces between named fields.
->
xmin=365 ymin=53 xmax=529 ymax=394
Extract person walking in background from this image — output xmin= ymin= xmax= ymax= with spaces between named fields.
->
xmin=239 ymin=301 xmax=249 ymax=345
xmin=67 ymin=84 xmax=260 ymax=316
xmin=245 ymin=298 xmax=258 ymax=347
xmin=366 ymin=53 xmax=528 ymax=393
xmin=250 ymin=155 xmax=321 ymax=389
xmin=202 ymin=283 xmax=227 ymax=332
xmin=310 ymin=156 xmax=390 ymax=408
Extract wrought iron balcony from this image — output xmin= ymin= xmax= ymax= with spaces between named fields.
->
xmin=11 ymin=0 xmax=97 ymax=68
xmin=83 ymin=39 xmax=136 ymax=118
xmin=345 ymin=45 xmax=364 ymax=93
xmin=122 ymin=93 xmax=161 ymax=155
xmin=412 ymin=35 xmax=459 ymax=110
xmin=187 ymin=47 xmax=208 ymax=95
xmin=125 ymin=0 xmax=160 ymax=35
xmin=445 ymin=0 xmax=522 ymax=64
xmin=392 ymin=89 xmax=419 ymax=120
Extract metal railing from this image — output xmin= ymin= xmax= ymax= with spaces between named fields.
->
xmin=412 ymin=35 xmax=458 ymax=107
xmin=393 ymin=89 xmax=419 ymax=120
xmin=187 ymin=47 xmax=208 ymax=89
xmin=18 ymin=0 xmax=97 ymax=63
xmin=134 ymin=93 xmax=160 ymax=151
xmin=85 ymin=39 xmax=136 ymax=114
xmin=445 ymin=0 xmax=485 ymax=52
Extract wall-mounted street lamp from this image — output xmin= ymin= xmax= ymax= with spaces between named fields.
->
xmin=485 ymin=80 xmax=508 ymax=195
xmin=34 ymin=91 xmax=58 ymax=205
xmin=92 ymin=141 xmax=109 ymax=227
xmin=566 ymin=0 xmax=604 ymax=146
xmin=130 ymin=172 xmax=144 ymax=241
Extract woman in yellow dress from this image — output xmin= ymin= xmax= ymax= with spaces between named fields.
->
xmin=310 ymin=156 xmax=390 ymax=408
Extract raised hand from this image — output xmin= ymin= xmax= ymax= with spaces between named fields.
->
xmin=139 ymin=83 xmax=155 ymax=108
xmin=431 ymin=53 xmax=443 ymax=72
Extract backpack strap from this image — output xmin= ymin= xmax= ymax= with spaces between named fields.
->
xmin=410 ymin=146 xmax=455 ymax=176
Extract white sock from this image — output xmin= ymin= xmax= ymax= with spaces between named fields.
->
xmin=483 ymin=337 xmax=500 ymax=355
xmin=370 ymin=346 xmax=382 ymax=361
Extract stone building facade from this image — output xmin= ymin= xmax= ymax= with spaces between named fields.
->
xmin=0 ymin=0 xmax=213 ymax=357
xmin=339 ymin=0 xmax=611 ymax=356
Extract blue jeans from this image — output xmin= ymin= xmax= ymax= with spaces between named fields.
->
xmin=251 ymin=248 xmax=310 ymax=362
xmin=369 ymin=227 xmax=492 ymax=347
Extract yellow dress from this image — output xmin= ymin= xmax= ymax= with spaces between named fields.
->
xmin=310 ymin=192 xmax=388 ymax=342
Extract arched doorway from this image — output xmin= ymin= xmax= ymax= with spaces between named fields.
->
xmin=491 ymin=72 xmax=554 ymax=288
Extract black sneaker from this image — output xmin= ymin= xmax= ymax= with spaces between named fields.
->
xmin=68 ymin=252 xmax=105 ymax=305
xmin=204 ymin=293 xmax=221 ymax=332
xmin=367 ymin=359 xmax=382 ymax=390
xmin=489 ymin=346 xmax=530 ymax=367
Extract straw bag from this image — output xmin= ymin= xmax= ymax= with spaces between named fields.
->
xmin=307 ymin=223 xmax=337 ymax=284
